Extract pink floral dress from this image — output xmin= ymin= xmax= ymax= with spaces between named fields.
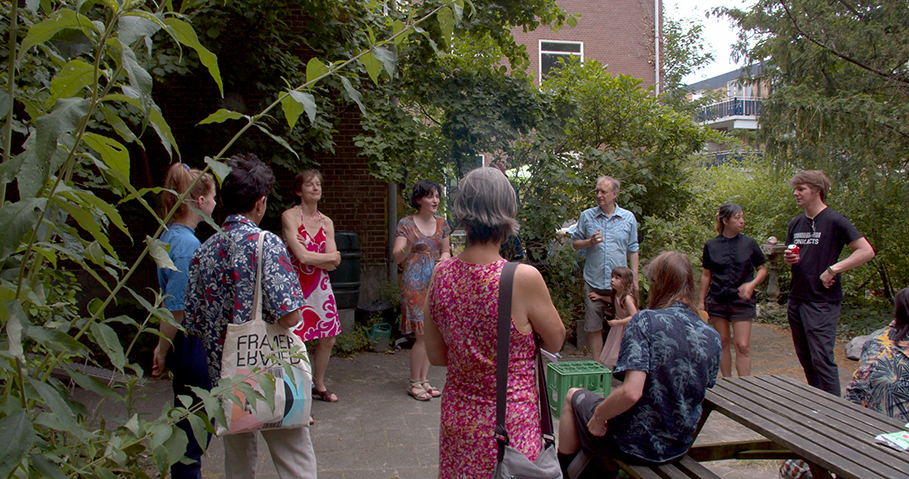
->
xmin=290 ymin=211 xmax=340 ymax=341
xmin=428 ymin=258 xmax=541 ymax=478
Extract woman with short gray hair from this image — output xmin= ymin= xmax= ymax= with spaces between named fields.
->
xmin=424 ymin=167 xmax=566 ymax=478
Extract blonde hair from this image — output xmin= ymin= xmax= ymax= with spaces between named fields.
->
xmin=162 ymin=163 xmax=215 ymax=220
xmin=646 ymin=251 xmax=698 ymax=312
xmin=452 ymin=167 xmax=518 ymax=245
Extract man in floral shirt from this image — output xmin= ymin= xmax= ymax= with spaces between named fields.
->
xmin=558 ymin=252 xmax=721 ymax=476
xmin=185 ymin=153 xmax=316 ymax=479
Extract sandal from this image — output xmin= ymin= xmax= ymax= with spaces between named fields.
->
xmin=407 ymin=380 xmax=431 ymax=401
xmin=309 ymin=414 xmax=315 ymax=426
xmin=313 ymin=387 xmax=339 ymax=402
xmin=421 ymin=380 xmax=441 ymax=398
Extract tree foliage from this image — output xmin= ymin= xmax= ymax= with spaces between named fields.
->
xmin=0 ymin=0 xmax=464 ymax=475
xmin=719 ymin=0 xmax=909 ymax=297
xmin=721 ymin=0 xmax=909 ymax=173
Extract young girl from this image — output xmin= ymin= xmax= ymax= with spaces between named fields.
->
xmin=596 ymin=267 xmax=639 ymax=369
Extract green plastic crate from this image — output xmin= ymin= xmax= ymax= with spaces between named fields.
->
xmin=546 ymin=361 xmax=611 ymax=419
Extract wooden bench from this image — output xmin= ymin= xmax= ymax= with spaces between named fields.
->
xmin=614 ymin=455 xmax=721 ymax=479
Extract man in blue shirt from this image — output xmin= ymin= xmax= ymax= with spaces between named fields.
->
xmin=571 ymin=176 xmax=640 ymax=362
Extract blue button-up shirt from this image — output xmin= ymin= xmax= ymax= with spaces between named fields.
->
xmin=184 ymin=215 xmax=306 ymax=381
xmin=571 ymin=204 xmax=639 ymax=290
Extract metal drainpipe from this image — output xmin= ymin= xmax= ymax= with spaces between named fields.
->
xmin=388 ymin=182 xmax=398 ymax=284
xmin=654 ymin=0 xmax=661 ymax=95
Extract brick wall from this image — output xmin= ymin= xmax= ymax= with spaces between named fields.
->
xmin=310 ymin=105 xmax=389 ymax=268
xmin=512 ymin=0 xmax=660 ymax=86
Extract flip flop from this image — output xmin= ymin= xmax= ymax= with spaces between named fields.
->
xmin=313 ymin=387 xmax=339 ymax=402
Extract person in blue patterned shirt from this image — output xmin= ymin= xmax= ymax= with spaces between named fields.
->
xmin=184 ymin=153 xmax=316 ymax=479
xmin=558 ymin=251 xmax=721 ymax=477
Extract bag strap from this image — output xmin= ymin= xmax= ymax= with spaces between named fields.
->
xmin=252 ymin=232 xmax=265 ymax=323
xmin=495 ymin=262 xmax=555 ymax=459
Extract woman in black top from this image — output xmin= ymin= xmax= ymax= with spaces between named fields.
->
xmin=698 ymin=203 xmax=767 ymax=377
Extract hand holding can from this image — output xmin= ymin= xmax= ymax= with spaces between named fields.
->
xmin=784 ymin=244 xmax=800 ymax=265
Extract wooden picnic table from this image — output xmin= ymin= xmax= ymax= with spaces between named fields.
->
xmin=691 ymin=374 xmax=909 ymax=479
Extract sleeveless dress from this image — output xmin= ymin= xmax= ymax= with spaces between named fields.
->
xmin=599 ymin=294 xmax=634 ymax=369
xmin=429 ymin=258 xmax=541 ymax=478
xmin=395 ymin=215 xmax=450 ymax=334
xmin=290 ymin=211 xmax=340 ymax=341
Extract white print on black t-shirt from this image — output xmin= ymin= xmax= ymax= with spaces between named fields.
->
xmin=792 ymin=231 xmax=821 ymax=245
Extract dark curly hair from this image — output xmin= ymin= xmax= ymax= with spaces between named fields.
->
xmin=220 ymin=153 xmax=276 ymax=215
xmin=410 ymin=180 xmax=441 ymax=209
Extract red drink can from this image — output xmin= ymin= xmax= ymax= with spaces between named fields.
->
xmin=787 ymin=244 xmax=800 ymax=255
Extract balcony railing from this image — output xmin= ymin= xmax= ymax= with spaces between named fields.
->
xmin=696 ymin=97 xmax=763 ymax=123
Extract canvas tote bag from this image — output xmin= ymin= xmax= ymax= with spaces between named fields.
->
xmin=216 ymin=233 xmax=312 ymax=435
xmin=492 ymin=262 xmax=562 ymax=479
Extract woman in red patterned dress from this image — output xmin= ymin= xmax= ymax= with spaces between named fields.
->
xmin=282 ymin=170 xmax=342 ymax=403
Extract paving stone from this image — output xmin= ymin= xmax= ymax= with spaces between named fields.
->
xmin=115 ymin=322 xmax=859 ymax=478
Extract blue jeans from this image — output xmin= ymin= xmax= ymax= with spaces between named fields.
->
xmin=166 ymin=333 xmax=212 ymax=479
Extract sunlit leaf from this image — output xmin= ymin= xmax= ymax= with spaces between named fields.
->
xmin=48 ymin=59 xmax=93 ymax=102
xmin=204 ymin=157 xmax=232 ymax=185
xmin=18 ymin=9 xmax=98 ymax=64
xmin=360 ymin=51 xmax=383 ymax=85
xmin=305 ymin=57 xmax=329 ymax=84
xmin=372 ymin=46 xmax=397 ymax=78
xmin=437 ymin=6 xmax=454 ymax=46
xmin=82 ymin=133 xmax=130 ymax=181
xmin=146 ymin=236 xmax=176 ymax=271
xmin=281 ymin=91 xmax=316 ymax=130
xmin=197 ymin=109 xmax=245 ymax=125
xmin=164 ymin=18 xmax=223 ymax=97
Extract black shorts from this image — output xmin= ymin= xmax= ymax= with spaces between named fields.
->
xmin=570 ymin=389 xmax=666 ymax=467
xmin=706 ymin=296 xmax=756 ymax=322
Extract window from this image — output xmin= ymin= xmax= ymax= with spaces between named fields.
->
xmin=727 ymin=80 xmax=755 ymax=99
xmin=539 ymin=41 xmax=583 ymax=81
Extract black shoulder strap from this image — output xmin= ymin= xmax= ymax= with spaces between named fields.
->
xmin=495 ymin=262 xmax=555 ymax=459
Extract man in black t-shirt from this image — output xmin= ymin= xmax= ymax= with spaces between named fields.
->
xmin=783 ymin=170 xmax=875 ymax=396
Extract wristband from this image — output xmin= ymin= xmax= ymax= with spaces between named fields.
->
xmin=826 ymin=266 xmax=836 ymax=275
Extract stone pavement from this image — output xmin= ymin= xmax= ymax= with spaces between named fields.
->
xmin=130 ymin=321 xmax=860 ymax=478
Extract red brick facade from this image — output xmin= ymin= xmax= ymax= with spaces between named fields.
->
xmin=512 ymin=0 xmax=660 ymax=87
xmin=311 ymin=105 xmax=388 ymax=267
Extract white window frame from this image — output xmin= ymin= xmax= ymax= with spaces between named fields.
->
xmin=538 ymin=40 xmax=583 ymax=83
